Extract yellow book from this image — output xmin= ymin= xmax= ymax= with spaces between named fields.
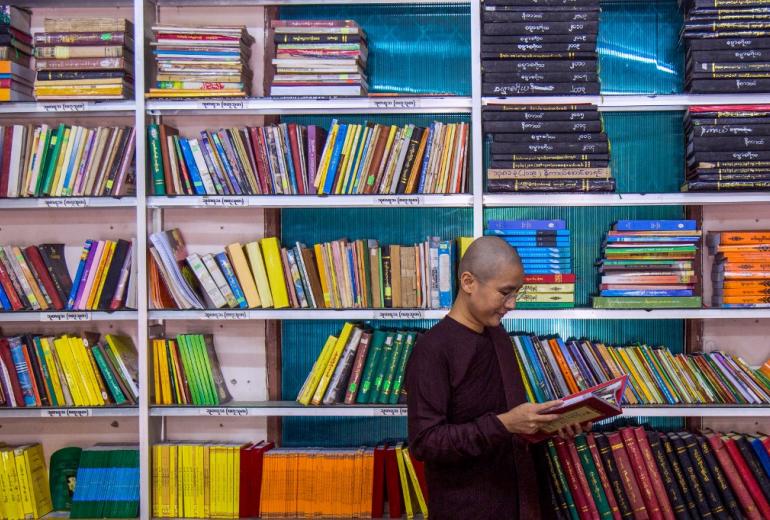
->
xmin=152 ymin=444 xmax=161 ymax=517
xmin=324 ymin=242 xmax=341 ymax=308
xmin=37 ymin=85 xmax=126 ymax=96
xmin=169 ymin=444 xmax=179 ymax=518
xmin=515 ymin=348 xmax=536 ymax=402
xmin=1 ymin=447 xmax=21 ymax=520
xmin=232 ymin=444 xmax=241 ymax=518
xmin=146 ymin=89 xmax=244 ymax=97
xmin=395 ymin=443 xmax=414 ymax=519
xmin=401 ymin=447 xmax=428 ymax=517
xmin=313 ymin=243 xmax=332 ymax=308
xmin=23 ymin=445 xmax=52 ymax=519
xmin=226 ymin=243 xmax=262 ymax=308
xmin=152 ymin=340 xmax=162 ymax=405
xmin=181 ymin=444 xmax=193 ymax=518
xmin=168 ymin=340 xmax=185 ymax=404
xmin=614 ymin=348 xmax=653 ymax=404
xmin=40 ymin=337 xmax=65 ymax=406
xmin=88 ymin=239 xmax=116 ymax=309
xmin=628 ymin=347 xmax=664 ymax=403
xmin=244 ymin=241 xmax=273 ymax=308
xmin=259 ymin=237 xmax=290 ymax=309
xmin=458 ymin=236 xmax=474 ymax=259
xmin=53 ymin=336 xmax=85 ymax=406
xmin=335 ymin=123 xmax=360 ymax=194
xmin=52 ymin=126 xmax=76 ymax=196
xmin=67 ymin=336 xmax=100 ymax=406
xmin=654 ymin=348 xmax=693 ymax=404
xmin=213 ymin=446 xmax=226 ymax=519
xmin=596 ymin=343 xmax=638 ymax=405
xmin=77 ymin=336 xmax=107 ymax=405
xmin=13 ymin=445 xmax=35 ymax=518
xmin=311 ymin=323 xmax=354 ymax=405
xmin=159 ymin=339 xmax=173 ymax=405
xmin=315 ymin=122 xmax=339 ymax=193
xmin=202 ymin=444 xmax=210 ymax=519
xmin=0 ymin=447 xmax=7 ymax=520
xmin=639 ymin=346 xmax=678 ymax=403
xmin=297 ymin=335 xmax=338 ymax=405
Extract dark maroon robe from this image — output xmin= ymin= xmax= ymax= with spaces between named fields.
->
xmin=405 ymin=316 xmax=545 ymax=520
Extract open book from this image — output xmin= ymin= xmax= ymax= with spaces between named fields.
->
xmin=520 ymin=375 xmax=628 ymax=443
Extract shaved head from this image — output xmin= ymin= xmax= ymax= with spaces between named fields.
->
xmin=458 ymin=236 xmax=521 ymax=282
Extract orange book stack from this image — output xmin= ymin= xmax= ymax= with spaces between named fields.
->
xmin=708 ymin=230 xmax=770 ymax=308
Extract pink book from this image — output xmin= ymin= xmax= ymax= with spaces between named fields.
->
xmin=74 ymin=239 xmax=104 ymax=310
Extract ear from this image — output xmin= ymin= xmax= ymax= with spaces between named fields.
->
xmin=459 ymin=271 xmax=476 ymax=295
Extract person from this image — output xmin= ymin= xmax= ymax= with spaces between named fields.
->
xmin=405 ymin=236 xmax=586 ymax=520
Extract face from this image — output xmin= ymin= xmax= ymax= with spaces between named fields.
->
xmin=461 ymin=259 xmax=524 ymax=328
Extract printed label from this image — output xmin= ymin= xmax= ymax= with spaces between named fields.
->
xmin=42 ymin=102 xmax=86 ymax=113
xmin=198 ymin=100 xmax=245 ymax=110
xmin=375 ymin=407 xmax=408 ymax=417
xmin=42 ymin=312 xmax=91 ymax=322
xmin=373 ymin=310 xmax=425 ymax=320
xmin=200 ymin=407 xmax=249 ymax=417
xmin=375 ymin=196 xmax=422 ymax=207
xmin=200 ymin=196 xmax=248 ymax=208
xmin=39 ymin=198 xmax=88 ymax=208
xmin=42 ymin=408 xmax=92 ymax=417
xmin=201 ymin=310 xmax=250 ymax=320
xmin=370 ymin=98 xmax=422 ymax=110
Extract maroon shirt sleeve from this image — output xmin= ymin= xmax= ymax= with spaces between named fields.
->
xmin=405 ymin=336 xmax=511 ymax=464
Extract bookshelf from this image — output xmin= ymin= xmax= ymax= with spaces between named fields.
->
xmin=0 ymin=0 xmax=768 ymax=519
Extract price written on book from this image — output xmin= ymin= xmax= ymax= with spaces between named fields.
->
xmin=38 ymin=198 xmax=88 ymax=208
xmin=375 ymin=196 xmax=423 ymax=207
xmin=41 ymin=102 xmax=87 ymax=113
xmin=374 ymin=407 xmax=408 ymax=417
xmin=201 ymin=310 xmax=250 ymax=320
xmin=199 ymin=196 xmax=248 ymax=208
xmin=200 ymin=407 xmax=250 ymax=417
xmin=41 ymin=312 xmax=91 ymax=322
xmin=373 ymin=310 xmax=426 ymax=320
xmin=41 ymin=408 xmax=92 ymax=418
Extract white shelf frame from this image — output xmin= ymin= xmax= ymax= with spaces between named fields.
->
xmin=0 ymin=311 xmax=138 ymax=323
xmin=0 ymin=197 xmax=138 ymax=209
xmin=0 ymin=407 xmax=139 ymax=418
xmin=0 ymin=100 xmax=136 ymax=115
xmin=147 ymin=194 xmax=474 ymax=208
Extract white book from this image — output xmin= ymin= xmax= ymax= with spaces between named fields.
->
xmin=186 ymin=253 xmax=227 ymax=308
xmin=188 ymin=138 xmax=217 ymax=195
xmin=65 ymin=127 xmax=91 ymax=196
xmin=270 ymin=85 xmax=365 ymax=96
xmin=389 ymin=125 xmax=415 ymax=194
xmin=54 ymin=125 xmax=80 ymax=196
xmin=322 ymin=326 xmax=363 ymax=405
xmin=6 ymin=125 xmax=26 ymax=197
xmin=202 ymin=253 xmax=238 ymax=308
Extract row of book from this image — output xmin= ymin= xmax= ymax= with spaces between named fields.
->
xmin=513 ymin=332 xmax=770 ymax=406
xmin=152 ymin=334 xmax=231 ymax=406
xmin=0 ymin=6 xmax=33 ymax=102
xmin=547 ymin=428 xmax=770 ymax=520
xmin=684 ymin=105 xmax=770 ymax=192
xmin=270 ymin=19 xmax=368 ymax=97
xmin=150 ymin=228 xmax=460 ymax=311
xmin=298 ymin=323 xmax=416 ymax=406
xmin=485 ymin=104 xmax=615 ymax=193
xmin=0 ymin=239 xmax=136 ymax=312
xmin=0 ymin=334 xmax=138 ymax=408
xmin=148 ymin=24 xmax=253 ymax=99
xmin=0 ymin=444 xmax=52 ymax=520
xmin=0 ymin=124 xmax=136 ymax=198
xmin=592 ymin=219 xmax=703 ymax=309
xmin=481 ymin=0 xmax=600 ymax=97
xmin=708 ymin=230 xmax=770 ymax=308
xmin=34 ymin=18 xmax=133 ymax=100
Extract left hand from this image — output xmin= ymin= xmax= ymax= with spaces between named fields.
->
xmin=556 ymin=421 xmax=593 ymax=440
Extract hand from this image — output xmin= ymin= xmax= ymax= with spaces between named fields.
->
xmin=496 ymin=400 xmax=564 ymax=436
xmin=556 ymin=421 xmax=593 ymax=440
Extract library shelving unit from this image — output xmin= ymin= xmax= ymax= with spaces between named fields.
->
xmin=0 ymin=0 xmax=769 ymax=519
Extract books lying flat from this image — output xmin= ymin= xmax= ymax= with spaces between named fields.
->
xmin=70 ymin=444 xmax=139 ymax=519
xmin=708 ymin=229 xmax=770 ymax=307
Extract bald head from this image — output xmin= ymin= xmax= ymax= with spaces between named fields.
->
xmin=458 ymin=236 xmax=521 ymax=282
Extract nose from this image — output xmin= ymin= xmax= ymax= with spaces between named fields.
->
xmin=504 ymin=298 xmax=517 ymax=310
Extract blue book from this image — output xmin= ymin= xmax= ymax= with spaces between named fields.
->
xmin=210 ymin=132 xmax=243 ymax=195
xmin=345 ymin=247 xmax=359 ymax=306
xmin=178 ymin=138 xmax=206 ymax=195
xmin=61 ymin=129 xmax=83 ymax=194
xmin=281 ymin=124 xmax=299 ymax=195
xmin=0 ymin=282 xmax=10 ymax=310
xmin=351 ymin=124 xmax=375 ymax=194
xmin=322 ymin=124 xmax=348 ymax=195
xmin=417 ymin=123 xmax=436 ymax=194
xmin=199 ymin=132 xmax=226 ymax=194
xmin=751 ymin=437 xmax=770 ymax=479
xmin=67 ymin=240 xmax=93 ymax=310
xmin=517 ymin=336 xmax=549 ymax=402
xmin=488 ymin=230 xmax=571 ymax=237
xmin=606 ymin=236 xmax=699 ymax=243
xmin=488 ymin=219 xmax=566 ymax=231
xmin=9 ymin=337 xmax=37 ymax=406
xmin=505 ymin=238 xmax=571 ymax=244
xmin=214 ymin=253 xmax=247 ymax=309
xmin=562 ymin=338 xmax=599 ymax=388
xmin=600 ymin=290 xmax=693 ymax=297
xmin=614 ymin=220 xmax=697 ymax=231
xmin=524 ymin=269 xmax=570 ymax=274
xmin=438 ymin=240 xmax=455 ymax=308
xmin=286 ymin=249 xmax=309 ymax=307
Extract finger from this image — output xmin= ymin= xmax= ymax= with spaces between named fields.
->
xmin=584 ymin=422 xmax=594 ymax=432
xmin=532 ymin=413 xmax=562 ymax=423
xmin=537 ymin=399 xmax=563 ymax=411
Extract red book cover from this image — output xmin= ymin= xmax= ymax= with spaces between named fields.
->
xmin=606 ymin=432 xmax=648 ymax=520
xmin=566 ymin=438 xmax=601 ymax=520
xmin=523 ymin=273 xmax=577 ymax=284
xmin=254 ymin=127 xmax=274 ymax=195
xmin=239 ymin=442 xmax=256 ymax=517
xmin=690 ymin=105 xmax=770 ymax=113
xmin=23 ymin=246 xmax=64 ymax=310
xmin=586 ymin=433 xmax=621 ymax=520
xmin=287 ymin=123 xmax=305 ymax=194
xmin=0 ymin=256 xmax=23 ymax=310
xmin=371 ymin=444 xmax=386 ymax=519
xmin=633 ymin=427 xmax=674 ymax=520
xmin=408 ymin=449 xmax=429 ymax=502
xmin=0 ymin=127 xmax=13 ymax=196
xmin=553 ymin=437 xmax=595 ymax=520
xmin=246 ymin=128 xmax=267 ymax=195
xmin=384 ymin=446 xmax=403 ymax=519
xmin=159 ymin=124 xmax=179 ymax=196
xmin=707 ymin=433 xmax=762 ymax=520
xmin=722 ymin=435 xmax=770 ymax=518
xmin=620 ymin=427 xmax=662 ymax=520
xmin=0 ymin=338 xmax=24 ymax=406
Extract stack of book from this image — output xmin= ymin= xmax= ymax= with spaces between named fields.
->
xmin=152 ymin=334 xmax=231 ymax=406
xmin=513 ymin=332 xmax=770 ymax=406
xmin=592 ymin=220 xmax=703 ymax=309
xmin=34 ymin=18 xmax=133 ymax=100
xmin=70 ymin=444 xmax=140 ymax=519
xmin=0 ymin=240 xmax=136 ymax=313
xmin=487 ymin=219 xmax=575 ymax=309
xmin=0 ymin=444 xmax=52 ymax=519
xmin=0 ymin=124 xmax=136 ymax=198
xmin=298 ymin=323 xmax=419 ymax=406
xmin=484 ymin=104 xmax=615 ymax=193
xmin=148 ymin=120 xmax=468 ymax=196
xmin=683 ymin=105 xmax=770 ymax=192
xmin=149 ymin=229 xmax=460 ymax=311
xmin=270 ymin=19 xmax=368 ymax=96
xmin=708 ymin=230 xmax=770 ymax=308
xmin=0 ymin=334 xmax=138 ymax=408
xmin=481 ymin=0 xmax=600 ymax=96
xmin=546 ymin=429 xmax=770 ymax=520
xmin=148 ymin=24 xmax=254 ymax=99
xmin=0 ymin=6 xmax=33 ymax=101
xmin=682 ymin=0 xmax=770 ymax=94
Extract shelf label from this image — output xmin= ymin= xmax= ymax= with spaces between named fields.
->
xmin=41 ymin=102 xmax=87 ymax=113
xmin=200 ymin=407 xmax=249 ymax=417
xmin=374 ymin=407 xmax=408 ymax=417
xmin=375 ymin=196 xmax=423 ymax=207
xmin=199 ymin=196 xmax=248 ymax=208
xmin=198 ymin=100 xmax=245 ymax=111
xmin=373 ymin=310 xmax=426 ymax=320
xmin=38 ymin=198 xmax=88 ymax=208
xmin=42 ymin=408 xmax=92 ymax=418
xmin=201 ymin=310 xmax=250 ymax=320
xmin=42 ymin=312 xmax=91 ymax=322
xmin=371 ymin=98 xmax=422 ymax=110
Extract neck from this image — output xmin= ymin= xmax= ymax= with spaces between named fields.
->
xmin=447 ymin=298 xmax=485 ymax=334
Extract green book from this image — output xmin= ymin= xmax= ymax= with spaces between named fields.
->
xmin=148 ymin=123 xmax=166 ymax=195
xmin=42 ymin=124 xmax=66 ymax=196
xmin=189 ymin=334 xmax=214 ymax=405
xmin=176 ymin=335 xmax=201 ymax=405
xmin=515 ymin=302 xmax=575 ymax=309
xmin=591 ymin=296 xmax=702 ymax=309
xmin=91 ymin=345 xmax=127 ymax=405
xmin=389 ymin=332 xmax=416 ymax=405
xmin=574 ymin=435 xmax=613 ymax=520
xmin=546 ymin=441 xmax=580 ymax=520
xmin=378 ymin=331 xmax=405 ymax=403
xmin=32 ymin=128 xmax=52 ymax=197
xmin=196 ymin=334 xmax=220 ymax=405
xmin=605 ymin=246 xmax=697 ymax=254
xmin=703 ymin=354 xmax=746 ymax=404
xmin=356 ymin=330 xmax=387 ymax=404
xmin=163 ymin=340 xmax=179 ymax=404
xmin=368 ymin=332 xmax=396 ymax=404
xmin=33 ymin=336 xmax=58 ymax=407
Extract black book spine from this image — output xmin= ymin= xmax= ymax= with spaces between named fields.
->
xmin=483 ymin=59 xmax=596 ymax=72
xmin=733 ymin=435 xmax=770 ymax=505
xmin=691 ymin=61 xmax=770 ymax=72
xmin=381 ymin=245 xmax=392 ymax=309
xmin=544 ymin=440 xmax=574 ymax=519
xmin=690 ymin=71 xmax=770 ymax=79
xmin=492 ymin=152 xmax=609 ymax=161
xmin=97 ymin=239 xmax=130 ymax=310
xmin=482 ymin=42 xmax=596 ymax=53
xmin=483 ymin=82 xmax=600 ymax=96
xmin=483 ymin=10 xmax=599 ymax=22
xmin=647 ymin=432 xmax=692 ymax=520
xmin=662 ymin=434 xmax=700 ymax=518
xmin=691 ymin=173 xmax=770 ymax=181
xmin=681 ymin=432 xmax=732 ymax=520
xmin=484 ymin=71 xmax=598 ymax=83
xmin=482 ymin=51 xmax=597 ymax=60
xmin=688 ymin=36 xmax=770 ymax=50
xmin=23 ymin=336 xmax=50 ymax=407
xmin=688 ymin=48 xmax=770 ymax=61
xmin=396 ymin=127 xmax=424 ymax=195
xmin=483 ymin=21 xmax=599 ymax=36
xmin=593 ymin=433 xmax=634 ymax=519
xmin=485 ymin=0 xmax=601 ymax=8
xmin=38 ymin=243 xmax=72 ymax=302
xmin=669 ymin=433 xmax=713 ymax=519
xmin=483 ymin=110 xmax=601 ymax=122
xmin=490 ymin=131 xmax=607 ymax=143
xmin=690 ymin=78 xmax=770 ymax=92
xmin=489 ymin=160 xmax=610 ymax=168
xmin=36 ymin=70 xmax=126 ymax=81
xmin=490 ymin=141 xmax=608 ymax=154
xmin=482 ymin=33 xmax=597 ymax=44
xmin=484 ymin=120 xmax=603 ymax=133
xmin=691 ymin=124 xmax=770 ymax=137
xmin=690 ymin=135 xmax=770 ymax=151
xmin=690 ymin=150 xmax=770 ymax=162
xmin=697 ymin=434 xmax=743 ymax=520
xmin=487 ymin=178 xmax=615 ymax=192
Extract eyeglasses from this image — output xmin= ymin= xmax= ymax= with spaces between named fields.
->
xmin=477 ymin=278 xmax=520 ymax=303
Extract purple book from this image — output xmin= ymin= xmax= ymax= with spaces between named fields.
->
xmin=307 ymin=125 xmax=327 ymax=189
xmin=73 ymin=239 xmax=102 ymax=310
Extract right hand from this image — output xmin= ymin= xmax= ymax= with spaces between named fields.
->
xmin=496 ymin=400 xmax=563 ymax=435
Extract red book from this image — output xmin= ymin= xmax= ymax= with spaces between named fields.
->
xmin=0 ymin=338 xmax=24 ymax=406
xmin=384 ymin=446 xmax=403 ymax=519
xmin=620 ymin=427 xmax=662 ymax=520
xmin=586 ymin=434 xmax=621 ymax=520
xmin=633 ymin=427 xmax=674 ymax=520
xmin=371 ymin=444 xmax=387 ymax=518
xmin=271 ymin=19 xmax=359 ymax=28
xmin=690 ymin=105 xmax=770 ymax=113
xmin=722 ymin=435 xmax=770 ymax=518
xmin=606 ymin=431 xmax=649 ymax=520
xmin=239 ymin=442 xmax=257 ymax=517
xmin=255 ymin=127 xmax=274 ymax=195
xmin=707 ymin=433 xmax=762 ymax=520
xmin=0 ymin=127 xmax=13 ymax=196
xmin=246 ymin=127 xmax=267 ymax=195
xmin=287 ymin=123 xmax=305 ymax=194
xmin=554 ymin=437 xmax=595 ymax=520
xmin=523 ymin=273 xmax=576 ymax=284
xmin=0 ymin=256 xmax=23 ymax=310
xmin=23 ymin=246 xmax=64 ymax=310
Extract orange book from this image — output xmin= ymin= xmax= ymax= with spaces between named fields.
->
xmin=546 ymin=337 xmax=579 ymax=394
xmin=761 ymin=359 xmax=770 ymax=380
xmin=717 ymin=244 xmax=770 ymax=252
xmin=715 ymin=231 xmax=770 ymax=244
xmin=721 ymin=296 xmax=770 ymax=305
xmin=720 ymin=262 xmax=770 ymax=271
